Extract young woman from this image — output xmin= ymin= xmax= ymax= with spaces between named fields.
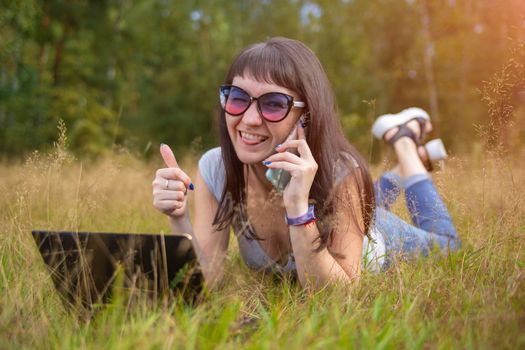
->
xmin=152 ymin=37 xmax=460 ymax=290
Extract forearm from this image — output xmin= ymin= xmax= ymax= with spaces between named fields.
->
xmin=168 ymin=215 xmax=225 ymax=289
xmin=193 ymin=236 xmax=227 ymax=290
xmin=169 ymin=213 xmax=193 ymax=235
xmin=289 ymin=223 xmax=358 ymax=289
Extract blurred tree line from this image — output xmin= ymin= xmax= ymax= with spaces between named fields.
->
xmin=1 ymin=0 xmax=524 ymax=160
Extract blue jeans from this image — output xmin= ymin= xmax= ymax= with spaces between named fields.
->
xmin=373 ymin=172 xmax=460 ymax=266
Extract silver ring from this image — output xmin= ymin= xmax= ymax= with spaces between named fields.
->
xmin=165 ymin=179 xmax=169 ymax=189
xmin=184 ymin=188 xmax=188 ymax=196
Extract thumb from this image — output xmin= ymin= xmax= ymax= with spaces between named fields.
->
xmin=160 ymin=143 xmax=179 ymax=168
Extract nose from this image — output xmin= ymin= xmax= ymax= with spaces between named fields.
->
xmin=241 ymin=100 xmax=263 ymax=126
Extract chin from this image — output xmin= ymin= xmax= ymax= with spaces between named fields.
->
xmin=234 ymin=150 xmax=268 ymax=165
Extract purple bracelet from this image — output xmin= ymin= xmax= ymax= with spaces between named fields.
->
xmin=285 ymin=204 xmax=316 ymax=226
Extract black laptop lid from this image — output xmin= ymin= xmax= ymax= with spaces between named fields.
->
xmin=32 ymin=231 xmax=203 ymax=308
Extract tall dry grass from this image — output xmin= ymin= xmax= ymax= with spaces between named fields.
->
xmin=1 ymin=129 xmax=524 ymax=348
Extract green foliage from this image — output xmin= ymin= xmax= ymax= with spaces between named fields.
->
xmin=1 ymin=0 xmax=524 ymax=159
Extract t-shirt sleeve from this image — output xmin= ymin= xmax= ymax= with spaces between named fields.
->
xmin=333 ymin=151 xmax=360 ymax=184
xmin=198 ymin=147 xmax=226 ymax=202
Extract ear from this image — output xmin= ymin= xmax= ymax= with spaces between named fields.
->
xmin=300 ymin=111 xmax=311 ymax=128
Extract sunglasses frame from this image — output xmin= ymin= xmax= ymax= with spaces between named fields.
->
xmin=220 ymin=84 xmax=305 ymax=122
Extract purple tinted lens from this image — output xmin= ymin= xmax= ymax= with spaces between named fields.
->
xmin=259 ymin=93 xmax=290 ymax=121
xmin=225 ymin=87 xmax=250 ymax=115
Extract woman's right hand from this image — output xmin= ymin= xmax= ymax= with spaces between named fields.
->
xmin=152 ymin=144 xmax=194 ymax=218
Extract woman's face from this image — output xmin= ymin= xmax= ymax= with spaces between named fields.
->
xmin=225 ymin=75 xmax=304 ymax=165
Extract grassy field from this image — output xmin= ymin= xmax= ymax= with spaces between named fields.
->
xmin=1 ymin=140 xmax=524 ymax=349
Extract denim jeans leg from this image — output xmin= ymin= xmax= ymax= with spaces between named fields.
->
xmin=405 ymin=178 xmax=460 ymax=251
xmin=374 ymin=176 xmax=460 ymax=267
xmin=374 ymin=207 xmax=433 ymax=266
xmin=375 ymin=171 xmax=402 ymax=210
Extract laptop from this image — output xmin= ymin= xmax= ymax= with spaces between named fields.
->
xmin=31 ymin=230 xmax=203 ymax=310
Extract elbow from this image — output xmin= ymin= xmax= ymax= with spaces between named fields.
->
xmin=201 ymin=265 xmax=225 ymax=291
xmin=197 ymin=252 xmax=227 ymax=291
xmin=297 ymin=271 xmax=359 ymax=292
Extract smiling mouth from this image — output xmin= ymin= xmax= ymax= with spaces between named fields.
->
xmin=239 ymin=131 xmax=268 ymax=145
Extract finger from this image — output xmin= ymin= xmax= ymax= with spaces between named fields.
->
xmin=263 ymin=161 xmax=300 ymax=174
xmin=264 ymin=151 xmax=302 ymax=165
xmin=153 ymin=179 xmax=186 ymax=193
xmin=155 ymin=168 xmax=193 ymax=188
xmin=160 ymin=143 xmax=179 ymax=168
xmin=276 ymin=139 xmax=313 ymax=159
xmin=154 ymin=189 xmax=186 ymax=201
xmin=166 ymin=179 xmax=187 ymax=192
xmin=155 ymin=199 xmax=184 ymax=212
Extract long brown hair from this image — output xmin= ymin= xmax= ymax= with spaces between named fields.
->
xmin=213 ymin=37 xmax=375 ymax=252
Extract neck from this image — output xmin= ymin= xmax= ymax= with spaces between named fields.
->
xmin=246 ymin=163 xmax=274 ymax=192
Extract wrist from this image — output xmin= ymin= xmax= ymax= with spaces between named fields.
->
xmin=168 ymin=214 xmax=192 ymax=233
xmin=169 ymin=214 xmax=188 ymax=223
xmin=285 ymin=201 xmax=310 ymax=218
xmin=286 ymin=204 xmax=316 ymax=226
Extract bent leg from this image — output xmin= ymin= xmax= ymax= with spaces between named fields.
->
xmin=404 ymin=176 xmax=460 ymax=251
xmin=374 ymin=206 xmax=459 ymax=268
xmin=375 ymin=207 xmax=433 ymax=258
xmin=373 ymin=116 xmax=460 ymax=266
xmin=374 ymin=175 xmax=460 ymax=267
xmin=375 ymin=171 xmax=402 ymax=210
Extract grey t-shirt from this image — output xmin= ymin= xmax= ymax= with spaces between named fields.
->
xmin=198 ymin=147 xmax=385 ymax=274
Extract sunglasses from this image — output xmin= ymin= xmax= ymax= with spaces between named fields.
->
xmin=219 ymin=85 xmax=305 ymax=122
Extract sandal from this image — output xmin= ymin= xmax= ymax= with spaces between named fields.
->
xmin=385 ymin=125 xmax=446 ymax=172
xmin=384 ymin=117 xmax=429 ymax=146
xmin=419 ymin=138 xmax=447 ymax=172
xmin=372 ymin=107 xmax=431 ymax=142
xmin=373 ymin=107 xmax=446 ymax=171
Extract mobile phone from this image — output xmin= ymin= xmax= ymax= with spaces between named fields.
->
xmin=265 ymin=117 xmax=304 ymax=193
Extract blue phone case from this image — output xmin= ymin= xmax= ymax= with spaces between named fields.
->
xmin=265 ymin=168 xmax=291 ymax=193
xmin=265 ymin=117 xmax=305 ymax=192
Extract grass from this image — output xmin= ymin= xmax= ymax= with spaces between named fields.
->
xmin=1 ymin=140 xmax=524 ymax=349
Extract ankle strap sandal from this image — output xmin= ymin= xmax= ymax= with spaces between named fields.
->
xmin=372 ymin=107 xmax=431 ymax=143
xmin=385 ymin=117 xmax=428 ymax=146
xmin=420 ymin=138 xmax=448 ymax=172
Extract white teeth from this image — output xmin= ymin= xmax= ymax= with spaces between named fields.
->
xmin=240 ymin=131 xmax=267 ymax=142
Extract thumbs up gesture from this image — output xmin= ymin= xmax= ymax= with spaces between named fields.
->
xmin=152 ymin=144 xmax=194 ymax=218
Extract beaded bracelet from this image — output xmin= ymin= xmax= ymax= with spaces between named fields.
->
xmin=285 ymin=204 xmax=316 ymax=226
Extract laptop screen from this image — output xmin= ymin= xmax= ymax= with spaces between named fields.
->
xmin=32 ymin=230 xmax=203 ymax=309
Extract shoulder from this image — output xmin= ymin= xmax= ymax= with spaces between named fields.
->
xmin=198 ymin=147 xmax=224 ymax=175
xmin=198 ymin=147 xmax=225 ymax=202
xmin=330 ymin=151 xmax=368 ymax=230
xmin=333 ymin=151 xmax=360 ymax=184
xmin=199 ymin=147 xmax=222 ymax=165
